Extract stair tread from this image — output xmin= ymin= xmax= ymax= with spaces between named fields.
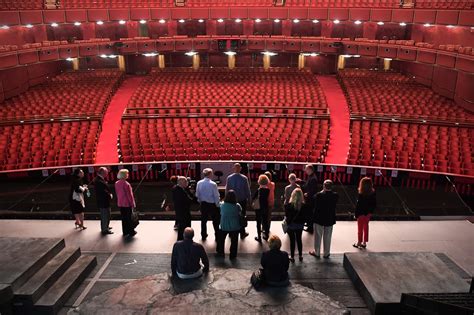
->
xmin=34 ymin=255 xmax=96 ymax=307
xmin=15 ymin=247 xmax=80 ymax=297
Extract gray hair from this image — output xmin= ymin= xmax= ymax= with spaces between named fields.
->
xmin=202 ymin=168 xmax=213 ymax=177
xmin=323 ymin=179 xmax=333 ymax=191
xmin=288 ymin=173 xmax=297 ymax=182
xmin=183 ymin=227 xmax=194 ymax=240
xmin=117 ymin=169 xmax=129 ymax=180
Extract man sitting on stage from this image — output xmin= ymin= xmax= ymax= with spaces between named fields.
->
xmin=171 ymin=227 xmax=210 ymax=280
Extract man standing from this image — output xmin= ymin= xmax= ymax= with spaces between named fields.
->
xmin=196 ymin=168 xmax=221 ymax=241
xmin=302 ymin=164 xmax=318 ymax=233
xmin=171 ymin=227 xmax=209 ymax=280
xmin=172 ymin=176 xmax=194 ymax=241
xmin=310 ymin=180 xmax=338 ymax=259
xmin=225 ymin=163 xmax=251 ymax=239
xmin=93 ymin=167 xmax=113 ymax=235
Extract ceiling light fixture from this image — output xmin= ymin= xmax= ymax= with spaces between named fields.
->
xmin=185 ymin=51 xmax=198 ymax=56
xmin=235 ymin=18 xmax=242 ymax=23
xmin=312 ymin=19 xmax=319 ymax=23
xmin=198 ymin=19 xmax=204 ymax=23
xmin=96 ymin=21 xmax=104 ymax=25
xmin=262 ymin=51 xmax=277 ymax=56
xmin=354 ymin=20 xmax=362 ymax=25
xmin=224 ymin=51 xmax=237 ymax=56
xmin=178 ymin=19 xmax=185 ymax=23
xmin=255 ymin=18 xmax=262 ymax=23
xmin=26 ymin=24 xmax=33 ymax=28
xmin=377 ymin=21 xmax=385 ymax=25
xmin=51 ymin=23 xmax=59 ymax=27
xmin=159 ymin=19 xmax=166 ymax=24
xmin=139 ymin=20 xmax=147 ymax=24
xmin=399 ymin=22 xmax=407 ymax=26
xmin=293 ymin=19 xmax=300 ymax=23
xmin=119 ymin=20 xmax=126 ymax=25
xmin=74 ymin=22 xmax=81 ymax=26
xmin=334 ymin=19 xmax=340 ymax=24
xmin=217 ymin=18 xmax=224 ymax=23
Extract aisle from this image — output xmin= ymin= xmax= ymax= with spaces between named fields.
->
xmin=317 ymin=75 xmax=351 ymax=165
xmin=95 ymin=76 xmax=144 ymax=164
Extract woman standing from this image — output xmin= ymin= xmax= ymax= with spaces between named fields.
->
xmin=115 ymin=169 xmax=137 ymax=237
xmin=253 ymin=174 xmax=270 ymax=243
xmin=70 ymin=168 xmax=88 ymax=230
xmin=217 ymin=190 xmax=241 ymax=259
xmin=282 ymin=173 xmax=300 ymax=205
xmin=264 ymin=171 xmax=275 ymax=230
xmin=353 ymin=177 xmax=376 ymax=249
xmin=284 ymin=188 xmax=306 ymax=262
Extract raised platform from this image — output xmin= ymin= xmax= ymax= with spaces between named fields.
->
xmin=343 ymin=252 xmax=471 ymax=314
xmin=73 ymin=268 xmax=349 ymax=314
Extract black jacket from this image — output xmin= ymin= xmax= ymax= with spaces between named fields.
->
xmin=355 ymin=192 xmax=376 ymax=218
xmin=172 ymin=185 xmax=193 ymax=221
xmin=69 ymin=177 xmax=84 ymax=203
xmin=261 ymin=249 xmax=289 ymax=283
xmin=253 ymin=187 xmax=270 ymax=211
xmin=284 ymin=203 xmax=306 ymax=225
xmin=93 ymin=175 xmax=112 ymax=208
xmin=171 ymin=239 xmax=209 ymax=275
xmin=313 ymin=190 xmax=339 ymax=226
xmin=302 ymin=173 xmax=318 ymax=205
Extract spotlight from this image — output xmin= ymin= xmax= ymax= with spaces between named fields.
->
xmin=51 ymin=23 xmax=59 ymax=27
xmin=235 ymin=18 xmax=242 ymax=23
xmin=293 ymin=19 xmax=300 ymax=23
xmin=119 ymin=20 xmax=126 ymax=25
xmin=224 ymin=51 xmax=237 ymax=56
xmin=377 ymin=21 xmax=385 ymax=26
xmin=1 ymin=25 xmax=9 ymax=29
xmin=198 ymin=19 xmax=204 ymax=23
xmin=217 ymin=19 xmax=224 ymax=23
xmin=74 ymin=22 xmax=81 ymax=26
xmin=274 ymin=19 xmax=280 ymax=23
xmin=399 ymin=22 xmax=407 ymax=26
xmin=312 ymin=19 xmax=319 ymax=23
xmin=159 ymin=19 xmax=166 ymax=24
xmin=262 ymin=51 xmax=277 ymax=56
xmin=255 ymin=19 xmax=262 ymax=23
xmin=178 ymin=19 xmax=185 ymax=23
xmin=423 ymin=23 xmax=431 ymax=27
xmin=139 ymin=20 xmax=147 ymax=24
xmin=26 ymin=24 xmax=33 ymax=28
xmin=96 ymin=21 xmax=104 ymax=25
xmin=185 ymin=51 xmax=198 ymax=56
xmin=354 ymin=20 xmax=362 ymax=25
xmin=333 ymin=19 xmax=340 ymax=24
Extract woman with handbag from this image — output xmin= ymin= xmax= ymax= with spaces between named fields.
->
xmin=70 ymin=168 xmax=88 ymax=230
xmin=284 ymin=188 xmax=306 ymax=262
xmin=253 ymin=174 xmax=270 ymax=243
xmin=217 ymin=190 xmax=241 ymax=259
xmin=115 ymin=169 xmax=137 ymax=237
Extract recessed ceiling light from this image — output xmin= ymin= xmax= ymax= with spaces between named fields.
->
xmin=334 ymin=19 xmax=340 ymax=24
xmin=377 ymin=21 xmax=384 ymax=25
xmin=399 ymin=22 xmax=407 ymax=26
xmin=217 ymin=18 xmax=224 ymax=23
xmin=274 ymin=19 xmax=280 ymax=23
xmin=255 ymin=19 xmax=262 ymax=23
xmin=74 ymin=22 xmax=81 ymax=26
xmin=25 ymin=24 xmax=33 ymax=28
xmin=235 ymin=19 xmax=242 ymax=23
xmin=139 ymin=20 xmax=147 ymax=24
xmin=312 ymin=19 xmax=319 ymax=23
xmin=354 ymin=20 xmax=362 ymax=25
xmin=198 ymin=19 xmax=204 ymax=23
xmin=51 ymin=23 xmax=59 ymax=27
xmin=423 ymin=23 xmax=431 ymax=27
xmin=96 ymin=21 xmax=104 ymax=25
xmin=178 ymin=19 xmax=185 ymax=23
xmin=293 ymin=19 xmax=300 ymax=23
xmin=447 ymin=25 xmax=455 ymax=28
xmin=159 ymin=19 xmax=166 ymax=24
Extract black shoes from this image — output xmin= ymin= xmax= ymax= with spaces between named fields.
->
xmin=240 ymin=232 xmax=249 ymax=239
xmin=101 ymin=230 xmax=114 ymax=235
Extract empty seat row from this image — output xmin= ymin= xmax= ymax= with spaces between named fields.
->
xmin=0 ymin=121 xmax=100 ymax=171
xmin=118 ymin=117 xmax=330 ymax=163
xmin=348 ymin=120 xmax=474 ymax=176
xmin=338 ymin=69 xmax=474 ymax=123
xmin=0 ymin=70 xmax=124 ymax=121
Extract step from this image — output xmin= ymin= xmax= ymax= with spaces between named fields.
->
xmin=33 ymin=255 xmax=97 ymax=315
xmin=14 ymin=247 xmax=81 ymax=304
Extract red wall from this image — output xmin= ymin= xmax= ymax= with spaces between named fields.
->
xmin=410 ymin=24 xmax=474 ymax=47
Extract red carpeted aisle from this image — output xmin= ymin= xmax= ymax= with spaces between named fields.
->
xmin=317 ymin=75 xmax=351 ymax=165
xmin=95 ymin=76 xmax=144 ymax=164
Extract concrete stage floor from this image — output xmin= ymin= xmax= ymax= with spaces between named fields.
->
xmin=0 ymin=219 xmax=472 ymax=314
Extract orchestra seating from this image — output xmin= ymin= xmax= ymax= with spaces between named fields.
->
xmin=118 ymin=117 xmax=329 ymax=163
xmin=338 ymin=69 xmax=474 ymax=123
xmin=126 ymin=68 xmax=327 ymax=114
xmin=0 ymin=70 xmax=123 ymax=121
xmin=0 ymin=0 xmax=42 ymax=10
xmin=348 ymin=120 xmax=474 ymax=175
xmin=0 ymin=121 xmax=100 ymax=170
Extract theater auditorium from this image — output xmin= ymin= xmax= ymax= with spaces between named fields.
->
xmin=0 ymin=0 xmax=473 ymax=314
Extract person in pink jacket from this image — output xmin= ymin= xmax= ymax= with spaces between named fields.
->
xmin=115 ymin=169 xmax=137 ymax=237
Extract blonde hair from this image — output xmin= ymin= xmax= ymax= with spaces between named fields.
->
xmin=268 ymin=235 xmax=282 ymax=250
xmin=258 ymin=174 xmax=269 ymax=186
xmin=289 ymin=188 xmax=304 ymax=211
xmin=117 ymin=169 xmax=129 ymax=180
xmin=288 ymin=173 xmax=297 ymax=183
xmin=358 ymin=177 xmax=374 ymax=195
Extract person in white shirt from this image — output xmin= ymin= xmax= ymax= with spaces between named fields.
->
xmin=196 ymin=168 xmax=221 ymax=241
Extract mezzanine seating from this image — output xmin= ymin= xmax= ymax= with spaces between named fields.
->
xmin=118 ymin=117 xmax=329 ymax=163
xmin=0 ymin=121 xmax=100 ymax=171
xmin=338 ymin=69 xmax=474 ymax=123
xmin=348 ymin=120 xmax=474 ymax=175
xmin=0 ymin=70 xmax=123 ymax=121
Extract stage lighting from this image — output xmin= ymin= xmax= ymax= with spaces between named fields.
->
xmin=377 ymin=21 xmax=384 ymax=25
xmin=51 ymin=23 xmax=59 ymax=27
xmin=333 ymin=19 xmax=340 ymax=24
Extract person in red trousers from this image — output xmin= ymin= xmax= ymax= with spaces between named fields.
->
xmin=353 ymin=177 xmax=376 ymax=249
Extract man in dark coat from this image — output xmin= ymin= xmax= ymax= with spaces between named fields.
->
xmin=302 ymin=164 xmax=318 ymax=233
xmin=310 ymin=180 xmax=338 ymax=259
xmin=93 ymin=167 xmax=113 ymax=235
xmin=172 ymin=176 xmax=194 ymax=241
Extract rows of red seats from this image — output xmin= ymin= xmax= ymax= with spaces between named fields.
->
xmin=415 ymin=0 xmax=473 ymax=9
xmin=0 ymin=70 xmax=123 ymax=121
xmin=59 ymin=0 xmax=175 ymax=8
xmin=338 ymin=69 xmax=474 ymax=123
xmin=0 ymin=0 xmax=42 ymax=10
xmin=0 ymin=121 xmax=100 ymax=171
xmin=127 ymin=68 xmax=327 ymax=110
xmin=348 ymin=121 xmax=474 ymax=175
xmin=118 ymin=117 xmax=329 ymax=163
